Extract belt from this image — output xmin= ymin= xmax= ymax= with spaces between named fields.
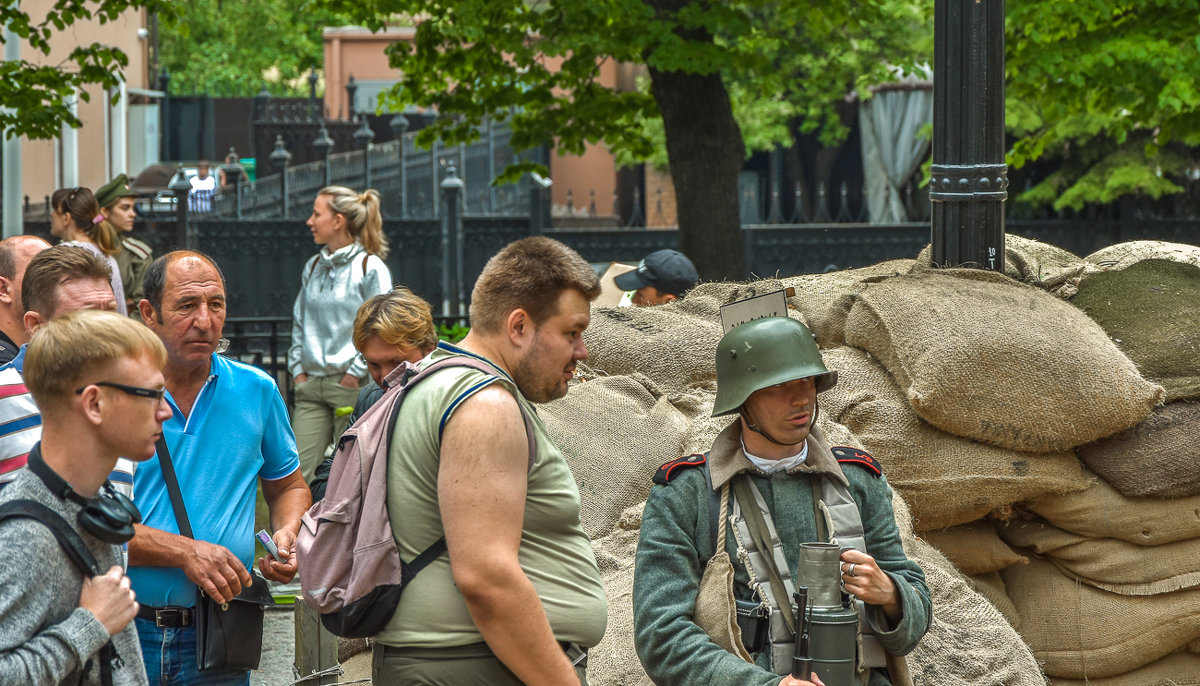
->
xmin=136 ymin=605 xmax=194 ymax=628
xmin=381 ymin=640 xmax=587 ymax=668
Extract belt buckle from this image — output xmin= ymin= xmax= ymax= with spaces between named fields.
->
xmin=154 ymin=608 xmax=180 ymax=628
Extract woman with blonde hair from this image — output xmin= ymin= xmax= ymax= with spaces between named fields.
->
xmin=49 ymin=186 xmax=127 ymax=315
xmin=288 ymin=186 xmax=392 ymax=481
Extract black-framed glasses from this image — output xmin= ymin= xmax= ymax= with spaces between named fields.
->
xmin=75 ymin=381 xmax=167 ymax=402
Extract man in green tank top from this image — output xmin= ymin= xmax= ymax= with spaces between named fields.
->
xmin=373 ymin=237 xmax=607 ymax=685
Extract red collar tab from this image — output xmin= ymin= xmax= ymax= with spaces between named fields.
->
xmin=653 ymin=453 xmax=707 ymax=485
xmin=831 ymin=446 xmax=882 ymax=478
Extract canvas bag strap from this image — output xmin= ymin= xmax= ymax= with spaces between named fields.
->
xmin=156 ymin=436 xmax=194 ymax=539
xmin=731 ymin=476 xmax=797 ymax=636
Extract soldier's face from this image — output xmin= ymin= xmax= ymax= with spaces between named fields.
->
xmin=104 ymin=198 xmax=137 ymax=233
xmin=741 ymin=377 xmax=818 ymax=448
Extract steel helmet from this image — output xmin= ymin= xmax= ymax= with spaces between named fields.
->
xmin=712 ymin=316 xmax=838 ymax=417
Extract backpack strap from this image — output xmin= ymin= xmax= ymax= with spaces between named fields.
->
xmin=385 ymin=356 xmax=540 ymax=581
xmin=0 ymin=499 xmax=102 ymax=575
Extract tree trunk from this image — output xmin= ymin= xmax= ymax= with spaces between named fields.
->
xmin=648 ymin=68 xmax=745 ymax=281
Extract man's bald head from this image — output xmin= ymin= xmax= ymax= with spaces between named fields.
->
xmin=142 ymin=250 xmax=226 ymax=318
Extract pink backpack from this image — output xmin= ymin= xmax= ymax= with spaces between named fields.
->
xmin=296 ymin=355 xmax=537 ymax=637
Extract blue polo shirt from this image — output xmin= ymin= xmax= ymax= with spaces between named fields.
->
xmin=129 ymin=354 xmax=299 ymax=607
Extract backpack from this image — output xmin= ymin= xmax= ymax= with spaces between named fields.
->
xmin=296 ymin=355 xmax=538 ymax=637
xmin=0 ymin=499 xmax=122 ymax=686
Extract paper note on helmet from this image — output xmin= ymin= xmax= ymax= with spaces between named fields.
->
xmin=720 ymin=289 xmax=791 ymax=334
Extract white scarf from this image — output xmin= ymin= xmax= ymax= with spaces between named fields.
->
xmin=741 ymin=438 xmax=808 ymax=474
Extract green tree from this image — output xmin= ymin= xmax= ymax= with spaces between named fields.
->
xmin=1 ymin=0 xmax=176 ymax=140
xmin=1006 ymin=0 xmax=1200 ymax=211
xmin=158 ymin=0 xmax=351 ymax=95
xmin=315 ymin=0 xmax=930 ymax=279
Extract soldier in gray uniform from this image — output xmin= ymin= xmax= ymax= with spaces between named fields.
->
xmin=96 ymin=174 xmax=152 ymax=316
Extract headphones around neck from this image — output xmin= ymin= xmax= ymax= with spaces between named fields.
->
xmin=26 ymin=445 xmax=141 ymax=544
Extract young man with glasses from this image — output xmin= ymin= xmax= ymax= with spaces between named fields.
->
xmin=0 ymin=308 xmax=172 ymax=685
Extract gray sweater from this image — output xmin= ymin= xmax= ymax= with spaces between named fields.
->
xmin=0 ymin=469 xmax=147 ymax=686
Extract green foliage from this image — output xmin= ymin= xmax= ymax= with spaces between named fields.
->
xmin=437 ymin=321 xmax=469 ymax=344
xmin=158 ymin=0 xmax=353 ymax=95
xmin=1006 ymin=0 xmax=1200 ymax=206
xmin=315 ymin=0 xmax=932 ymax=176
xmin=0 ymin=0 xmax=177 ymax=140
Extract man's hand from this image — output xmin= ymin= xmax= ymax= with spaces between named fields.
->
xmin=840 ymin=548 xmax=901 ymax=622
xmin=780 ymin=673 xmax=825 ymax=686
xmin=338 ymin=373 xmax=360 ymax=390
xmin=294 ymin=373 xmax=309 ymax=384
xmin=258 ymin=528 xmax=299 ymax=583
xmin=80 ymin=566 xmax=138 ymax=637
xmin=183 ymin=539 xmax=252 ymax=604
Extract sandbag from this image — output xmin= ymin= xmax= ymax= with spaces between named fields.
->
xmin=582 ymin=304 xmax=722 ymax=394
xmin=587 ymin=504 xmax=655 ymax=686
xmin=1050 ymin=651 xmax=1200 ymax=686
xmin=781 ymin=259 xmax=914 ymax=347
xmin=919 ymin=521 xmax=1027 ymax=576
xmin=1076 ymin=401 xmax=1200 ymax=498
xmin=542 ymin=373 xmax=693 ymax=539
xmin=1026 ymin=468 xmax=1200 ymax=545
xmin=820 ymin=346 xmax=1087 ymax=531
xmin=966 ymin=571 xmax=1021 ymax=630
xmin=916 ymin=234 xmax=1095 ymax=297
xmin=1071 ymin=260 xmax=1200 ymax=401
xmin=843 ymin=268 xmax=1163 ymax=451
xmin=998 ymin=517 xmax=1200 ymax=596
xmin=671 ymin=278 xmax=789 ymax=321
xmin=1086 ymin=239 xmax=1200 ymax=271
xmin=1003 ymin=557 xmax=1200 ymax=678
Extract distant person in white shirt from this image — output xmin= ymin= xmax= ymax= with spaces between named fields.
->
xmin=188 ymin=161 xmax=217 ymax=214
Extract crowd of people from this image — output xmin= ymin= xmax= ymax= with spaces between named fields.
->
xmin=0 ymin=180 xmax=929 ymax=686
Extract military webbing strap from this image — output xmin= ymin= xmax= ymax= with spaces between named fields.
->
xmin=732 ymin=476 xmax=797 ymax=637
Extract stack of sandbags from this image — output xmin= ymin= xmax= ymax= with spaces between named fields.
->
xmin=1071 ymin=259 xmax=1200 ymax=402
xmin=1075 ymin=401 xmax=1200 ymax=498
xmin=820 ymin=346 xmax=1086 ymax=531
xmin=916 ymin=234 xmax=1098 ymax=297
xmin=781 ymin=259 xmax=915 ymax=347
xmin=993 ymin=473 xmax=1200 ymax=682
xmin=582 ymin=303 xmax=723 ymax=393
xmin=582 ymin=483 xmax=1046 ymax=686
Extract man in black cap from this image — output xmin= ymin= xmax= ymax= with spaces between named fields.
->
xmin=95 ymin=174 xmax=152 ymax=316
xmin=614 ymin=248 xmax=700 ymax=306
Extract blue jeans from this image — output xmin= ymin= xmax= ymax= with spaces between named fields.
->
xmin=135 ymin=617 xmax=250 ymax=686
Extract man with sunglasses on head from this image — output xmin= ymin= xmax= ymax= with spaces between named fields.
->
xmin=0 ymin=245 xmax=130 ymax=493
xmin=0 ymin=308 xmax=172 ymax=685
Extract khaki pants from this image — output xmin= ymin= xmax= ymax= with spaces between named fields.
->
xmin=291 ymin=375 xmax=361 ymax=483
xmin=371 ymin=641 xmax=589 ymax=686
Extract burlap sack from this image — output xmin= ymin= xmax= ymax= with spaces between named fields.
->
xmin=1050 ymin=651 xmax=1200 ymax=686
xmin=1003 ymin=557 xmax=1200 ymax=678
xmin=843 ymin=268 xmax=1164 ymax=452
xmin=583 ymin=304 xmax=723 ymax=394
xmin=919 ymin=521 xmax=1028 ymax=576
xmin=1076 ymin=401 xmax=1200 ymax=498
xmin=1086 ymin=239 xmax=1200 ymax=271
xmin=998 ymin=517 xmax=1200 ymax=596
xmin=541 ymin=372 xmax=693 ymax=539
xmin=1026 ymin=468 xmax=1200 ymax=545
xmin=820 ymin=346 xmax=1087 ymax=531
xmin=588 ymin=504 xmax=655 ymax=686
xmin=902 ymin=535 xmax=1046 ymax=686
xmin=916 ymin=234 xmax=1096 ymax=297
xmin=671 ymin=278 xmax=789 ymax=321
xmin=966 ymin=571 xmax=1021 ymax=630
xmin=780 ymin=259 xmax=915 ymax=347
xmin=1072 ymin=260 xmax=1200 ymax=402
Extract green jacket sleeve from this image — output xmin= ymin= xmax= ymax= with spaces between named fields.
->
xmin=852 ymin=472 xmax=932 ymax=656
xmin=633 ymin=470 xmax=783 ymax=686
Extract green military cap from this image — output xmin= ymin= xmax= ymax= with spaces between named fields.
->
xmin=95 ymin=173 xmax=136 ymax=208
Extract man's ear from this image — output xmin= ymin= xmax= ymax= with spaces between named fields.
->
xmin=505 ymin=308 xmax=533 ymax=346
xmin=137 ymin=299 xmax=155 ymax=326
xmin=0 ymin=277 xmax=13 ymax=306
xmin=23 ymin=310 xmax=46 ymax=335
xmin=661 ymin=293 xmax=678 ymax=303
xmin=78 ymin=385 xmax=106 ymax=426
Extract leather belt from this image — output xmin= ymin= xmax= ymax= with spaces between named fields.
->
xmin=136 ymin=605 xmax=194 ymax=628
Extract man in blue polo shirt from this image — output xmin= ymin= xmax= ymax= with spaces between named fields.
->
xmin=128 ymin=251 xmax=310 ymax=685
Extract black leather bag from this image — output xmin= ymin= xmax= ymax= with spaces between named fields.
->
xmin=195 ymin=574 xmax=276 ymax=671
xmin=156 ymin=437 xmax=275 ymax=671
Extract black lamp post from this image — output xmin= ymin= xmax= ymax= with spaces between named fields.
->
xmin=308 ymin=70 xmax=320 ymax=121
xmin=269 ymin=135 xmax=292 ymax=216
xmin=390 ymin=113 xmax=409 ymax=217
xmin=354 ymin=117 xmax=375 ymax=189
xmin=313 ymin=125 xmax=334 ymax=187
xmin=930 ymin=0 xmax=1007 ymax=271
xmin=160 ymin=68 xmax=171 ymax=161
xmin=169 ymin=167 xmax=191 ymax=249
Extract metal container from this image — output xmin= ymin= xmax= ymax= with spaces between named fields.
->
xmin=797 ymin=542 xmax=843 ymax=610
